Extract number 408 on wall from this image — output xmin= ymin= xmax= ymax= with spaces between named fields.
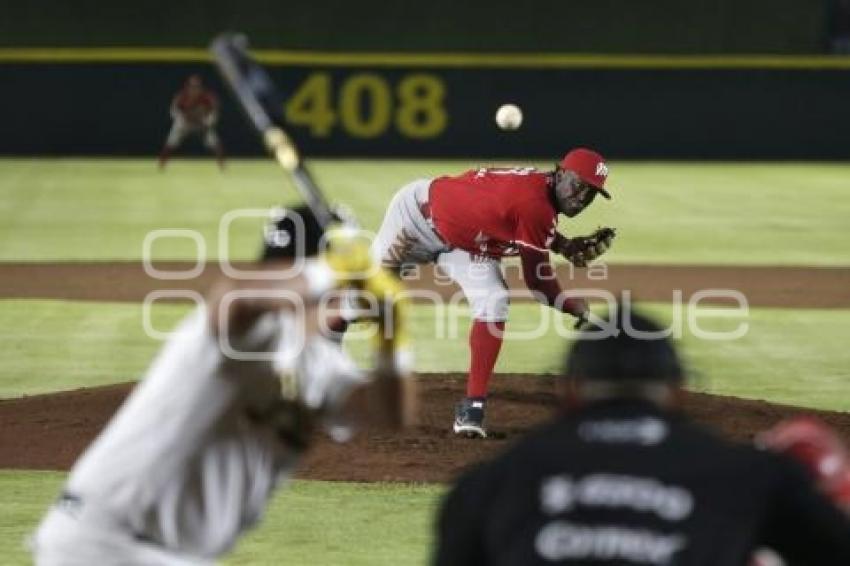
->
xmin=283 ymin=72 xmax=448 ymax=139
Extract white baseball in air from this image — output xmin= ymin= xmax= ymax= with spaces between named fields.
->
xmin=495 ymin=103 xmax=523 ymax=131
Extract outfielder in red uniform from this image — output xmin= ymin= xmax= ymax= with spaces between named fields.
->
xmin=158 ymin=75 xmax=226 ymax=170
xmin=364 ymin=147 xmax=616 ymax=438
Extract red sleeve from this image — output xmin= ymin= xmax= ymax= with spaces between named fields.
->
xmin=520 ymin=247 xmax=585 ymax=316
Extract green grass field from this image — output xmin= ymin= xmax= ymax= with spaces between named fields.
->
xmin=1 ymin=158 xmax=848 ymax=565
xmin=2 ymin=299 xmax=848 ymax=412
xmin=1 ymin=159 xmax=848 ymax=264
xmin=0 ymin=471 xmax=444 ymax=566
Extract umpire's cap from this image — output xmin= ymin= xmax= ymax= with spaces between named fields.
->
xmin=565 ymin=306 xmax=684 ymax=384
xmin=261 ymin=205 xmax=325 ymax=261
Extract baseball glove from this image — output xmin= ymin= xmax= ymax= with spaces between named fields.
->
xmin=554 ymin=227 xmax=616 ymax=268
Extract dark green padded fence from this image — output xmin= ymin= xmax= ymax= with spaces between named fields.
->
xmin=0 ymin=0 xmax=829 ymax=54
xmin=2 ymin=55 xmax=849 ymax=158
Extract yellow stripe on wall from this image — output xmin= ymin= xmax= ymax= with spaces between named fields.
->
xmin=0 ymin=48 xmax=211 ymax=63
xmin=2 ymin=47 xmax=850 ymax=69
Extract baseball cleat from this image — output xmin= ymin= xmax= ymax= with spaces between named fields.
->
xmin=453 ymin=397 xmax=487 ymax=439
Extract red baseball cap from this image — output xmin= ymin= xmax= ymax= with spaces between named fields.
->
xmin=560 ymin=148 xmax=611 ymax=199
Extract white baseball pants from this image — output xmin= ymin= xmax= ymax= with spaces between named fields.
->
xmin=372 ymin=179 xmax=510 ymax=322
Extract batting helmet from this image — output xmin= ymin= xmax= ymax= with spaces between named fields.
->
xmin=261 ymin=205 xmax=326 ymax=261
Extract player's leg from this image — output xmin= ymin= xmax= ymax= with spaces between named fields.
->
xmin=159 ymin=119 xmax=187 ymax=170
xmin=436 ymin=249 xmax=509 ymax=438
xmin=371 ymin=178 xmax=445 ymax=269
xmin=203 ymin=127 xmax=226 ymax=170
xmin=329 ymin=178 xmax=444 ymax=338
xmin=32 ymin=504 xmax=210 ymax=565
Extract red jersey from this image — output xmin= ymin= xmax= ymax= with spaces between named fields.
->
xmin=429 ymin=167 xmax=557 ymax=258
xmin=173 ymin=89 xmax=218 ymax=125
xmin=429 ymin=167 xmax=585 ymax=317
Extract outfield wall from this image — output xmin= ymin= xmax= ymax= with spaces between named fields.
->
xmin=0 ymin=0 xmax=828 ymax=54
xmin=2 ymin=52 xmax=850 ymax=159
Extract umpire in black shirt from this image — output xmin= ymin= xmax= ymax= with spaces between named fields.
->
xmin=434 ymin=307 xmax=850 ymax=565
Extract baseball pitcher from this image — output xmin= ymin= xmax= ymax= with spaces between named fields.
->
xmin=30 ymin=207 xmax=414 ymax=565
xmin=340 ymin=147 xmax=615 ymax=438
xmin=158 ymin=75 xmax=226 ymax=170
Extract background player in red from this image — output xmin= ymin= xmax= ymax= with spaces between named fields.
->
xmin=751 ymin=416 xmax=850 ymax=565
xmin=758 ymin=416 xmax=850 ymax=511
xmin=358 ymin=147 xmax=616 ymax=438
xmin=158 ymin=75 xmax=226 ymax=170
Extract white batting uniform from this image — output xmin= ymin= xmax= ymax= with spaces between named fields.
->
xmin=372 ymin=179 xmax=510 ymax=322
xmin=32 ymin=286 xmax=362 ymax=564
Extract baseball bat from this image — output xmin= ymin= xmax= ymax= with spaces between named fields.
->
xmin=210 ymin=34 xmax=413 ymax=407
xmin=210 ymin=33 xmax=336 ymax=229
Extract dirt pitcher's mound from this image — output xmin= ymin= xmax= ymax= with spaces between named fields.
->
xmin=2 ymin=374 xmax=850 ymax=483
